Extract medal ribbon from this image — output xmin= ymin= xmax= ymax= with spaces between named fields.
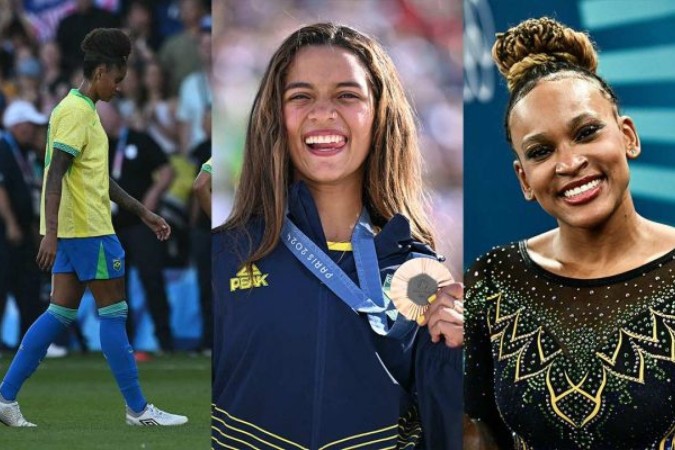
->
xmin=282 ymin=211 xmax=410 ymax=338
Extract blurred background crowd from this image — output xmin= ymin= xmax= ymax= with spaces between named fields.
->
xmin=212 ymin=0 xmax=464 ymax=278
xmin=0 ymin=0 xmax=212 ymax=359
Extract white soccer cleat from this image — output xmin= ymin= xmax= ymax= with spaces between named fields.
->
xmin=0 ymin=401 xmax=37 ymax=427
xmin=45 ymin=344 xmax=68 ymax=358
xmin=126 ymin=404 xmax=188 ymax=426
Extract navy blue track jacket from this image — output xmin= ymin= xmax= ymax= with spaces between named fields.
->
xmin=212 ymin=183 xmax=462 ymax=449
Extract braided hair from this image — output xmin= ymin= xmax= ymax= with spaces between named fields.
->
xmin=492 ymin=17 xmax=619 ymax=146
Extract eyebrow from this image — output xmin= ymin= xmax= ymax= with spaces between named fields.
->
xmin=520 ymin=112 xmax=599 ymax=151
xmin=284 ymin=80 xmax=365 ymax=92
xmin=568 ymin=112 xmax=597 ymax=131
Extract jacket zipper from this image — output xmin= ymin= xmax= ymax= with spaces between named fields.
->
xmin=311 ymin=286 xmax=328 ymax=449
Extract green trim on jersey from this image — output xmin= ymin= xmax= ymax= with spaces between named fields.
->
xmin=70 ymin=89 xmax=96 ymax=110
xmin=95 ymin=242 xmax=109 ymax=279
xmin=54 ymin=141 xmax=80 ymax=157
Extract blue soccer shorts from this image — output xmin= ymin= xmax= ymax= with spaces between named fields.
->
xmin=53 ymin=235 xmax=126 ymax=282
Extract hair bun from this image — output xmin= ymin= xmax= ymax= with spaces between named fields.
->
xmin=492 ymin=17 xmax=598 ymax=91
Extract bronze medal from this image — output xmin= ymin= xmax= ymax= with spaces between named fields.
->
xmin=389 ymin=258 xmax=453 ymax=321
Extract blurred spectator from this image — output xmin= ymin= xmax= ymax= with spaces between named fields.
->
xmin=39 ymin=41 xmax=69 ymax=114
xmin=56 ymin=0 xmax=120 ymax=77
xmin=139 ymin=59 xmax=179 ymax=155
xmin=157 ymin=10 xmax=210 ymax=274
xmin=0 ymin=100 xmax=47 ymax=343
xmin=0 ymin=2 xmax=38 ymax=57
xmin=39 ymin=41 xmax=65 ymax=93
xmin=158 ymin=0 xmax=207 ymax=96
xmin=14 ymin=54 xmax=41 ymax=105
xmin=99 ymin=100 xmax=176 ymax=353
xmin=177 ymin=14 xmax=211 ymax=154
xmin=117 ymin=62 xmax=144 ymax=129
xmin=123 ymin=0 xmax=163 ymax=65
xmin=1 ymin=1 xmax=38 ymax=110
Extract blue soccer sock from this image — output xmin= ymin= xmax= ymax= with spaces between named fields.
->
xmin=0 ymin=304 xmax=77 ymax=401
xmin=98 ymin=301 xmax=147 ymax=413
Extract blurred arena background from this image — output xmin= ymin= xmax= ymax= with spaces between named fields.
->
xmin=212 ymin=0 xmax=464 ymax=279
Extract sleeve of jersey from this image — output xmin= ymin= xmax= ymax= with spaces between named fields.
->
xmin=414 ymin=326 xmax=463 ymax=449
xmin=52 ymin=109 xmax=87 ymax=157
xmin=201 ymin=158 xmax=212 ymax=174
xmin=464 ymin=253 xmax=514 ymax=449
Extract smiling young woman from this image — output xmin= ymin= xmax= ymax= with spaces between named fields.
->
xmin=464 ymin=17 xmax=675 ymax=450
xmin=282 ymin=45 xmax=375 ymax=241
xmin=283 ymin=46 xmax=374 ymax=195
xmin=212 ymin=23 xmax=463 ymax=449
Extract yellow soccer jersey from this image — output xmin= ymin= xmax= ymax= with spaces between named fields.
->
xmin=40 ymin=89 xmax=114 ymax=237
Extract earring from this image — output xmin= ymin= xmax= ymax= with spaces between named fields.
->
xmin=628 ymin=147 xmax=639 ymax=157
xmin=524 ymin=190 xmax=533 ymax=201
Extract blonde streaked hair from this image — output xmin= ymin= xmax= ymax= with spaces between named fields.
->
xmin=492 ymin=17 xmax=620 ymax=146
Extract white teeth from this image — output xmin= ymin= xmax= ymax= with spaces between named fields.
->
xmin=304 ymin=135 xmax=345 ymax=145
xmin=563 ymin=179 xmax=601 ymax=198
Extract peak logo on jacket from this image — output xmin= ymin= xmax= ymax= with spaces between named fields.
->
xmin=230 ymin=265 xmax=269 ymax=292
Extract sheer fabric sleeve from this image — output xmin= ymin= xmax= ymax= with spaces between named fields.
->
xmin=465 ymin=254 xmax=514 ymax=449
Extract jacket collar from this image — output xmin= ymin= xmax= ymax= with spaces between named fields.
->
xmin=286 ymin=181 xmax=431 ymax=260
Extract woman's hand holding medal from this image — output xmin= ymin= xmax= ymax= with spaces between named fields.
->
xmin=420 ymin=282 xmax=464 ymax=348
xmin=389 ymin=258 xmax=464 ymax=348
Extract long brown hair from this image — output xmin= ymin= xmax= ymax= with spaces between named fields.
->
xmin=221 ymin=22 xmax=435 ymax=265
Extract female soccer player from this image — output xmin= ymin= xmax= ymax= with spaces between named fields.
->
xmin=0 ymin=28 xmax=187 ymax=428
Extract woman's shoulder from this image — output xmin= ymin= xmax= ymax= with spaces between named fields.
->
xmin=464 ymin=241 xmax=526 ymax=296
xmin=212 ymin=217 xmax=265 ymax=259
xmin=466 ymin=241 xmax=525 ymax=274
xmin=51 ymin=98 xmax=93 ymax=127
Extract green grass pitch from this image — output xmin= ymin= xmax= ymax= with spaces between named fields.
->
xmin=0 ymin=353 xmax=210 ymax=449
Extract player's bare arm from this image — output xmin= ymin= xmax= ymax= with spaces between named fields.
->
xmin=109 ymin=178 xmax=146 ymax=217
xmin=110 ymin=178 xmax=171 ymax=241
xmin=37 ymin=150 xmax=73 ymax=271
